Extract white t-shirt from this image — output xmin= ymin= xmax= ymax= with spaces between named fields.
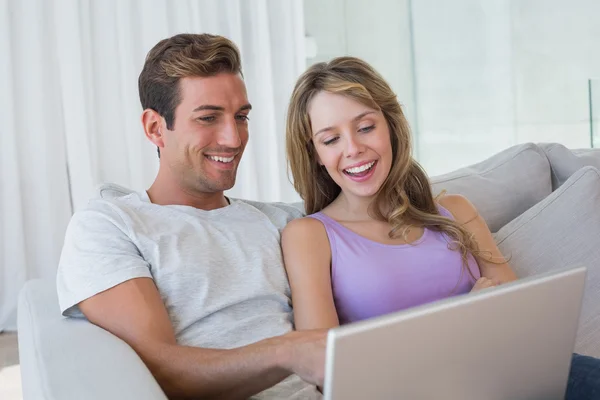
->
xmin=56 ymin=186 xmax=320 ymax=399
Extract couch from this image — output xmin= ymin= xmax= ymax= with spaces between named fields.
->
xmin=17 ymin=142 xmax=600 ymax=399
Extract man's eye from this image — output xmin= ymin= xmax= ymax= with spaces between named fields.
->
xmin=198 ymin=116 xmax=215 ymax=122
xmin=236 ymin=115 xmax=250 ymax=122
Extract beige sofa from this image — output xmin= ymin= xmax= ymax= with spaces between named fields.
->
xmin=17 ymin=142 xmax=600 ymax=400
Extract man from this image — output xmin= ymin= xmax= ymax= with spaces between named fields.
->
xmin=57 ymin=33 xmax=324 ymax=399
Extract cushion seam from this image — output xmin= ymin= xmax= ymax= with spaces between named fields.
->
xmin=541 ymin=145 xmax=562 ymax=188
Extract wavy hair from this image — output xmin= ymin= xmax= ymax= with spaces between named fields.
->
xmin=286 ymin=57 xmax=496 ymax=278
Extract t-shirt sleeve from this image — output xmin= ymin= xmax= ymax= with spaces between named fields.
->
xmin=56 ymin=201 xmax=153 ymax=317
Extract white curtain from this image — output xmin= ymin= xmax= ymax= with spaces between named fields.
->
xmin=0 ymin=0 xmax=306 ymax=332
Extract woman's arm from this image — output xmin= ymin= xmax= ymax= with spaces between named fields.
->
xmin=438 ymin=194 xmax=518 ymax=285
xmin=281 ymin=217 xmax=340 ymax=330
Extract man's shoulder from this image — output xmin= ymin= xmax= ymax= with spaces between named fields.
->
xmin=71 ymin=183 xmax=148 ymax=226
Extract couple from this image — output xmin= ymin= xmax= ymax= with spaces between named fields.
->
xmin=56 ymin=33 xmax=599 ymax=399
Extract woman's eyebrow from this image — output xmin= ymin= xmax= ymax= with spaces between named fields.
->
xmin=314 ymin=111 xmax=376 ymax=137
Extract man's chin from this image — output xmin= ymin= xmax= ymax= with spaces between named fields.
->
xmin=202 ymin=178 xmax=237 ymax=193
xmin=218 ymin=181 xmax=236 ymax=192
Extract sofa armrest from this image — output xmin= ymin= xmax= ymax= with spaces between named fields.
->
xmin=17 ymin=279 xmax=167 ymax=400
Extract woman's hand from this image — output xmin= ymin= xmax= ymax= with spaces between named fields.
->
xmin=470 ymin=277 xmax=498 ymax=292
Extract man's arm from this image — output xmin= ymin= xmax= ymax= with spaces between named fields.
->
xmin=79 ymin=277 xmax=325 ymax=400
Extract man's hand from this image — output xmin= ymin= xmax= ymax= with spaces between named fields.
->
xmin=278 ymin=329 xmax=328 ymax=388
xmin=470 ymin=277 xmax=498 ymax=292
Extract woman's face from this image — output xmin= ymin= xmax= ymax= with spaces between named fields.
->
xmin=308 ymin=91 xmax=393 ymax=201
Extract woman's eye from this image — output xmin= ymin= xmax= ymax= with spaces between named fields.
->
xmin=359 ymin=125 xmax=375 ymax=133
xmin=324 ymin=137 xmax=339 ymax=145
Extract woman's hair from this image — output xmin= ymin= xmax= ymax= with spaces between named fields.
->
xmin=285 ymin=57 xmax=496 ymax=279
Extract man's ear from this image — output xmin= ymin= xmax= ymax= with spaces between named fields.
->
xmin=142 ymin=109 xmax=165 ymax=150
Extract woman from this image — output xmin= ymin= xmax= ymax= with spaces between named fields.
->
xmin=282 ymin=57 xmax=600 ymax=398
xmin=283 ymin=56 xmax=516 ymax=330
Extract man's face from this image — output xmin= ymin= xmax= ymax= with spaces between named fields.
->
xmin=161 ymin=73 xmax=251 ymax=194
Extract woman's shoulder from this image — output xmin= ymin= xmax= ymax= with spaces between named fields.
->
xmin=436 ymin=194 xmax=479 ymax=224
xmin=281 ymin=215 xmax=332 ymax=267
xmin=282 ymin=214 xmax=329 ymax=239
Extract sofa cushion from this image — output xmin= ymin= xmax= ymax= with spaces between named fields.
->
xmin=430 ymin=143 xmax=553 ymax=233
xmin=18 ymin=279 xmax=168 ymax=400
xmin=494 ymin=166 xmax=600 ymax=357
xmin=289 ymin=201 xmax=305 ymax=215
xmin=539 ymin=143 xmax=600 ymax=190
xmin=95 ymin=182 xmax=135 ymax=199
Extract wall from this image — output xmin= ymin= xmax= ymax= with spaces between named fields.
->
xmin=303 ymin=0 xmax=418 ymax=148
xmin=510 ymin=0 xmax=600 ymax=148
xmin=304 ymin=0 xmax=600 ymax=176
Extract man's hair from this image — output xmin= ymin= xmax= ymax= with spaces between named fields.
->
xmin=139 ymin=33 xmax=242 ymax=131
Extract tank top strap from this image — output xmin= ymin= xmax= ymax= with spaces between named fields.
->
xmin=305 ymin=211 xmax=328 ymax=225
xmin=305 ymin=212 xmax=340 ymax=260
xmin=436 ymin=203 xmax=455 ymax=220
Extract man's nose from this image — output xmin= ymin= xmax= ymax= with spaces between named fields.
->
xmin=217 ymin=119 xmax=242 ymax=148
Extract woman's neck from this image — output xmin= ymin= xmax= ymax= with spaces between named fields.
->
xmin=329 ymin=192 xmax=377 ymax=221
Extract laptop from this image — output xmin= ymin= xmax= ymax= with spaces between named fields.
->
xmin=323 ymin=266 xmax=587 ymax=400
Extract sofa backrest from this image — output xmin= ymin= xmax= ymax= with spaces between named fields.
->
xmin=538 ymin=142 xmax=600 ymax=190
xmin=95 ymin=143 xmax=557 ymax=233
xmin=430 ymin=143 xmax=553 ymax=232
xmin=95 ymin=182 xmax=135 ymax=199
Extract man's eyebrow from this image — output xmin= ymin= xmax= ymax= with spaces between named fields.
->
xmin=192 ymin=105 xmax=225 ymax=112
xmin=192 ymin=104 xmax=252 ymax=113
xmin=313 ymin=111 xmax=376 ymax=137
xmin=238 ymin=104 xmax=252 ymax=112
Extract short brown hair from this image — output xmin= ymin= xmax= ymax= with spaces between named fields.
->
xmin=138 ymin=33 xmax=242 ymax=130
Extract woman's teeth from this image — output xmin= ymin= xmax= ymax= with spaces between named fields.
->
xmin=207 ymin=155 xmax=234 ymax=163
xmin=344 ymin=161 xmax=375 ymax=175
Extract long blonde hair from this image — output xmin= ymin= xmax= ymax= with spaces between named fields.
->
xmin=286 ymin=57 xmax=491 ymax=276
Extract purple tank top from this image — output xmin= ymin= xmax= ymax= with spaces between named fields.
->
xmin=308 ymin=205 xmax=480 ymax=325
